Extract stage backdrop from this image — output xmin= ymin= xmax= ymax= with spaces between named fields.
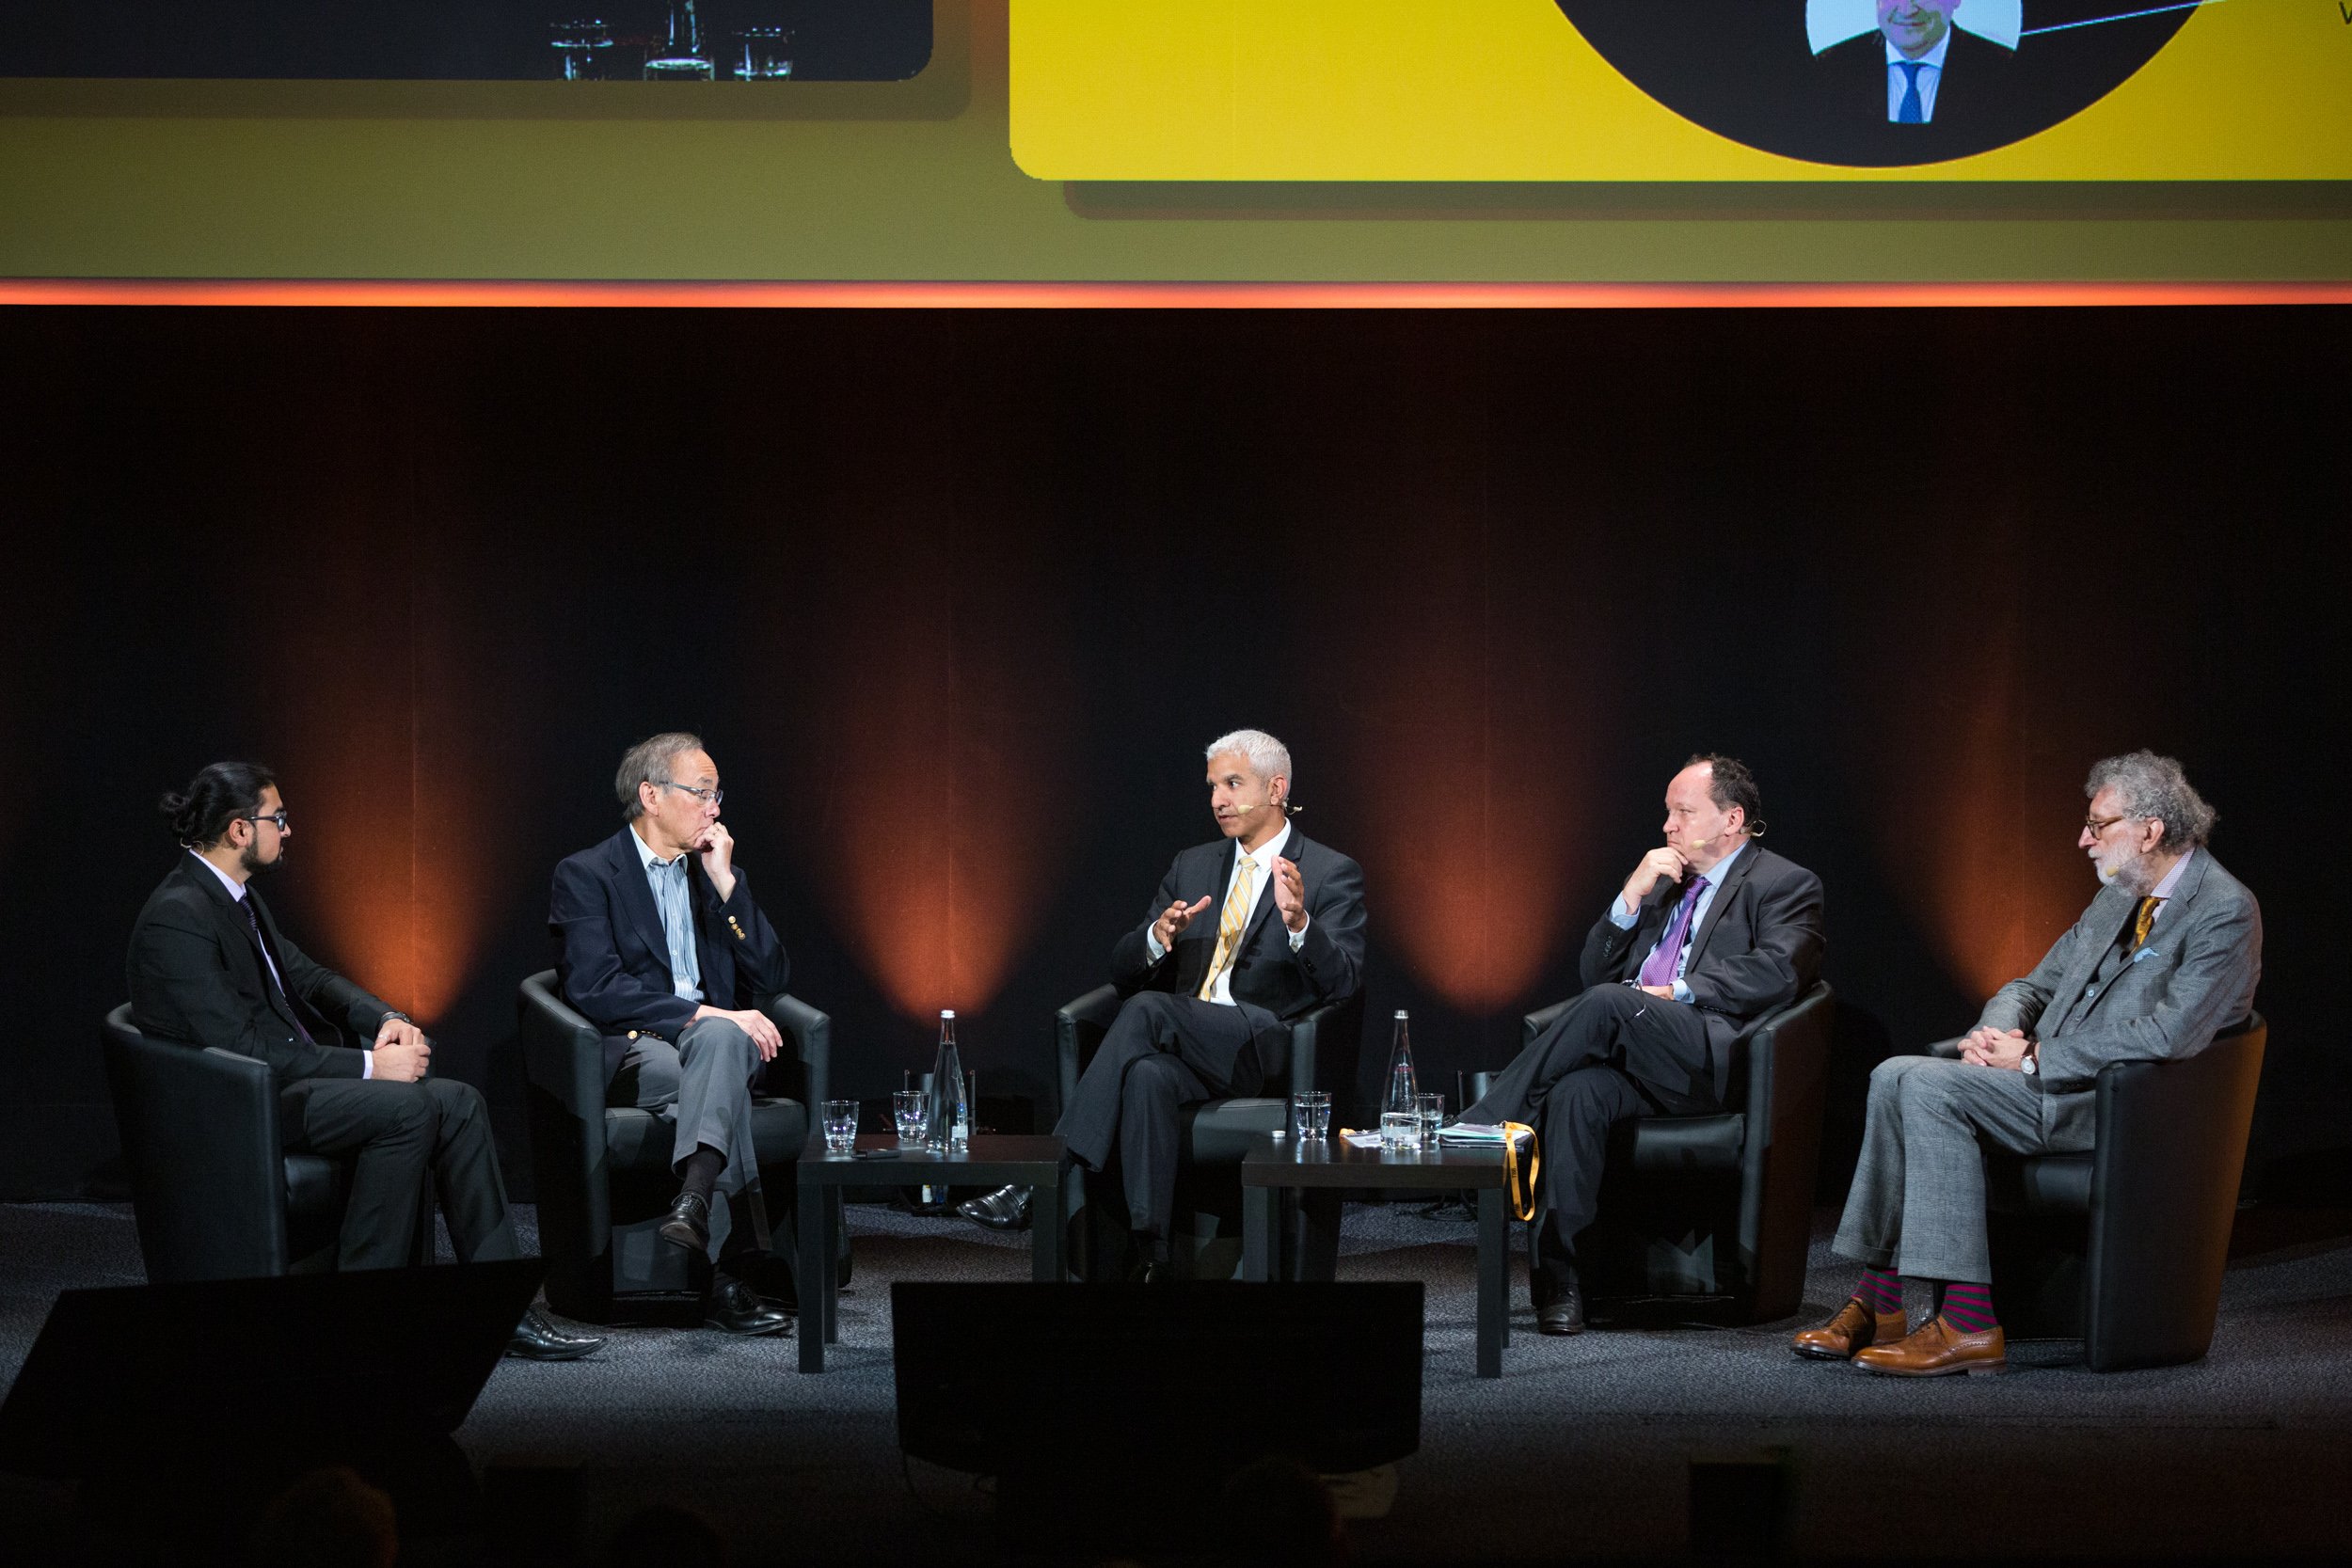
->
xmin=0 ymin=305 xmax=2339 ymax=1203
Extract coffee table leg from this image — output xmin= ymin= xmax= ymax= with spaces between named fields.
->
xmin=1034 ymin=1174 xmax=1064 ymax=1284
xmin=822 ymin=1191 xmax=840 ymax=1345
xmin=1242 ymin=1185 xmax=1277 ymax=1283
xmin=798 ymin=1176 xmax=825 ymax=1373
xmin=1477 ymin=1185 xmax=1506 ymax=1378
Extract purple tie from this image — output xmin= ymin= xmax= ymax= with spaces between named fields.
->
xmin=1638 ymin=876 xmax=1706 ymax=990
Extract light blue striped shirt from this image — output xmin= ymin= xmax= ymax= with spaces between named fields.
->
xmin=633 ymin=829 xmax=704 ymax=1003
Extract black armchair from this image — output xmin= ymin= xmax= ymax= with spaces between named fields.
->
xmin=1057 ymin=984 xmax=1365 ymax=1281
xmin=101 ymin=1005 xmax=428 ymax=1281
xmin=1506 ymin=981 xmax=1834 ymax=1323
xmin=1933 ymin=1012 xmax=2265 ymax=1371
xmin=517 ymin=970 xmax=842 ymax=1323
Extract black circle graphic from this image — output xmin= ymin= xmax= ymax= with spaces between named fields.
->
xmin=1554 ymin=2 xmax=2198 ymax=168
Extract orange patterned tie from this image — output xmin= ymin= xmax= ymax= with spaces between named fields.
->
xmin=1198 ymin=856 xmax=1258 ymax=1001
xmin=2131 ymin=896 xmax=2164 ymax=949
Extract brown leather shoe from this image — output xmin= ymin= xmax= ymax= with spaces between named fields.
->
xmin=1791 ymin=1299 xmax=1907 ymax=1361
xmin=1852 ymin=1315 xmax=2007 ymax=1377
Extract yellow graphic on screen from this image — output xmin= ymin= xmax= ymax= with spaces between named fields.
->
xmin=1010 ymin=0 xmax=2352 ymax=181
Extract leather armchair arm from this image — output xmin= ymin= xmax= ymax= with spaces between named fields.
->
xmin=1522 ymin=996 xmax=1575 ymax=1046
xmin=102 ymin=1008 xmax=288 ymax=1282
xmin=758 ymin=991 xmax=831 ymax=1110
xmin=1057 ymin=984 xmax=1124 ymax=1118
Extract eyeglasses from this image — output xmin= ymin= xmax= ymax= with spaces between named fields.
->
xmin=658 ymin=781 xmax=724 ymax=807
xmin=244 ymin=810 xmax=291 ymax=832
xmin=2083 ymin=813 xmax=2142 ymax=837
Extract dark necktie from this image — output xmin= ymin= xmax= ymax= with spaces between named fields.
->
xmin=1897 ymin=61 xmax=1926 ymax=124
xmin=241 ymin=895 xmax=316 ymax=1045
xmin=1638 ymin=877 xmax=1706 ymax=990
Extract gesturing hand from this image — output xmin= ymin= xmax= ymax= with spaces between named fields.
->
xmin=1621 ymin=847 xmax=1690 ymax=914
xmin=1154 ymin=895 xmax=1213 ymax=951
xmin=1273 ymin=856 xmax=1308 ymax=934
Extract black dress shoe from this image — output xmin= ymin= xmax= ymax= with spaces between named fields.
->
xmin=507 ymin=1307 xmax=605 ymax=1361
xmin=659 ymin=1190 xmax=711 ymax=1253
xmin=956 ymin=1184 xmax=1032 ymax=1232
xmin=1536 ymin=1282 xmax=1585 ymax=1336
xmin=706 ymin=1277 xmax=792 ymax=1338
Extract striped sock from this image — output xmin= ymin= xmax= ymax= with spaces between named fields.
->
xmin=1851 ymin=1268 xmax=1900 ymax=1315
xmin=1937 ymin=1280 xmax=1998 ymax=1334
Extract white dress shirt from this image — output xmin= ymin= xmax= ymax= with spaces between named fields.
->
xmin=1144 ymin=821 xmax=1310 ymax=1006
xmin=1883 ymin=29 xmax=1953 ymax=123
xmin=191 ymin=849 xmax=373 ymax=1078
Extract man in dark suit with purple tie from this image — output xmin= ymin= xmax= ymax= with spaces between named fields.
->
xmin=1462 ymin=755 xmax=1824 ymax=1335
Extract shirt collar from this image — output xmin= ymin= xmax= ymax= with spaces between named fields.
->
xmin=1235 ymin=821 xmax=1293 ymax=876
xmin=1698 ymin=840 xmax=1748 ymax=890
xmin=2147 ymin=847 xmax=2194 ymax=901
xmin=1883 ymin=28 xmax=1954 ymax=70
xmin=631 ymin=823 xmax=688 ymax=873
xmin=188 ymin=848 xmax=247 ymax=903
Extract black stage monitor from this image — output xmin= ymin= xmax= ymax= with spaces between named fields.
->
xmin=892 ymin=1281 xmax=1423 ymax=1480
xmin=0 ymin=1259 xmax=543 ymax=1481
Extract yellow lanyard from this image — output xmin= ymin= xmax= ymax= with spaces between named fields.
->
xmin=1500 ymin=1121 xmax=1540 ymax=1223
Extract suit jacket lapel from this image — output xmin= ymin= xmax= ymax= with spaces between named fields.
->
xmin=1683 ymin=847 xmax=1759 ymax=970
xmin=608 ymin=829 xmax=675 ymax=986
xmin=2048 ymin=885 xmax=2135 ymax=1027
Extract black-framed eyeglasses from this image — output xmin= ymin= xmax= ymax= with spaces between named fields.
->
xmin=244 ymin=810 xmax=291 ymax=832
xmin=2083 ymin=813 xmax=2141 ymax=837
xmin=658 ymin=781 xmax=724 ymax=807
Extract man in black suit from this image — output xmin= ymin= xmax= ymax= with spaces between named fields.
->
xmin=1463 ymin=754 xmax=1824 ymax=1334
xmin=548 ymin=732 xmax=792 ymax=1337
xmin=128 ymin=761 xmax=600 ymax=1360
xmin=959 ymin=729 xmax=1367 ymax=1278
xmin=1816 ymin=0 xmax=2014 ymax=131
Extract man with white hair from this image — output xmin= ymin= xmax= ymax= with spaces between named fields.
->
xmin=1796 ymin=751 xmax=2262 ymax=1376
xmin=959 ymin=729 xmax=1366 ymax=1279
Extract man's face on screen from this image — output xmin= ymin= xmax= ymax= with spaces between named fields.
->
xmin=1878 ymin=0 xmax=1959 ymax=58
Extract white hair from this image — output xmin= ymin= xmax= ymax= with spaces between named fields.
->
xmin=1203 ymin=728 xmax=1294 ymax=787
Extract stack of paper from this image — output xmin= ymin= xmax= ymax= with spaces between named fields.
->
xmin=1438 ymin=1121 xmax=1533 ymax=1149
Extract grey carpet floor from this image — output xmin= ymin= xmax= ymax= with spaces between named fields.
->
xmin=4 ymin=1199 xmax=2350 ymax=1563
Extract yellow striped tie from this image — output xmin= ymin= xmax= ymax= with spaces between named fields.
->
xmin=1198 ymin=856 xmax=1259 ymax=1000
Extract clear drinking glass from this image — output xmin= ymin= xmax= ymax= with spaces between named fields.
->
xmin=821 ymin=1099 xmax=859 ymax=1155
xmin=1290 ymin=1089 xmax=1331 ymax=1140
xmin=1415 ymin=1092 xmax=1445 ymax=1148
xmin=1379 ymin=1111 xmax=1420 ymax=1150
xmin=892 ymin=1088 xmax=925 ymax=1143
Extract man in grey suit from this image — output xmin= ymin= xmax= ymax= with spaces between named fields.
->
xmin=1796 ymin=751 xmax=2262 ymax=1376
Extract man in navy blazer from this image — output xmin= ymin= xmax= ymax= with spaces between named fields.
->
xmin=960 ymin=729 xmax=1368 ymax=1277
xmin=1464 ymin=755 xmax=1825 ymax=1334
xmin=548 ymin=732 xmax=791 ymax=1336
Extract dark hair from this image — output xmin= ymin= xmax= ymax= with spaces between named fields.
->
xmin=1685 ymin=752 xmax=1766 ymax=837
xmin=160 ymin=761 xmax=278 ymax=848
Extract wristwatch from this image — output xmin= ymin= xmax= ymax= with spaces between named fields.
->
xmin=2020 ymin=1045 xmax=2039 ymax=1076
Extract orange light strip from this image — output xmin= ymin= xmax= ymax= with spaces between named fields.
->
xmin=2 ymin=278 xmax=2347 ymax=309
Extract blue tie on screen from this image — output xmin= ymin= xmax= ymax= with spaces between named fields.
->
xmin=1897 ymin=62 xmax=1926 ymax=124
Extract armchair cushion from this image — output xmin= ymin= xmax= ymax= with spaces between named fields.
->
xmin=1180 ymin=1099 xmax=1288 ymax=1164
xmin=1620 ymin=1113 xmax=1747 ymax=1177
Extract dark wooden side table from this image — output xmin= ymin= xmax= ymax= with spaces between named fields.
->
xmin=1240 ymin=1132 xmax=1515 ymax=1378
xmin=795 ymin=1132 xmax=1071 ymax=1373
